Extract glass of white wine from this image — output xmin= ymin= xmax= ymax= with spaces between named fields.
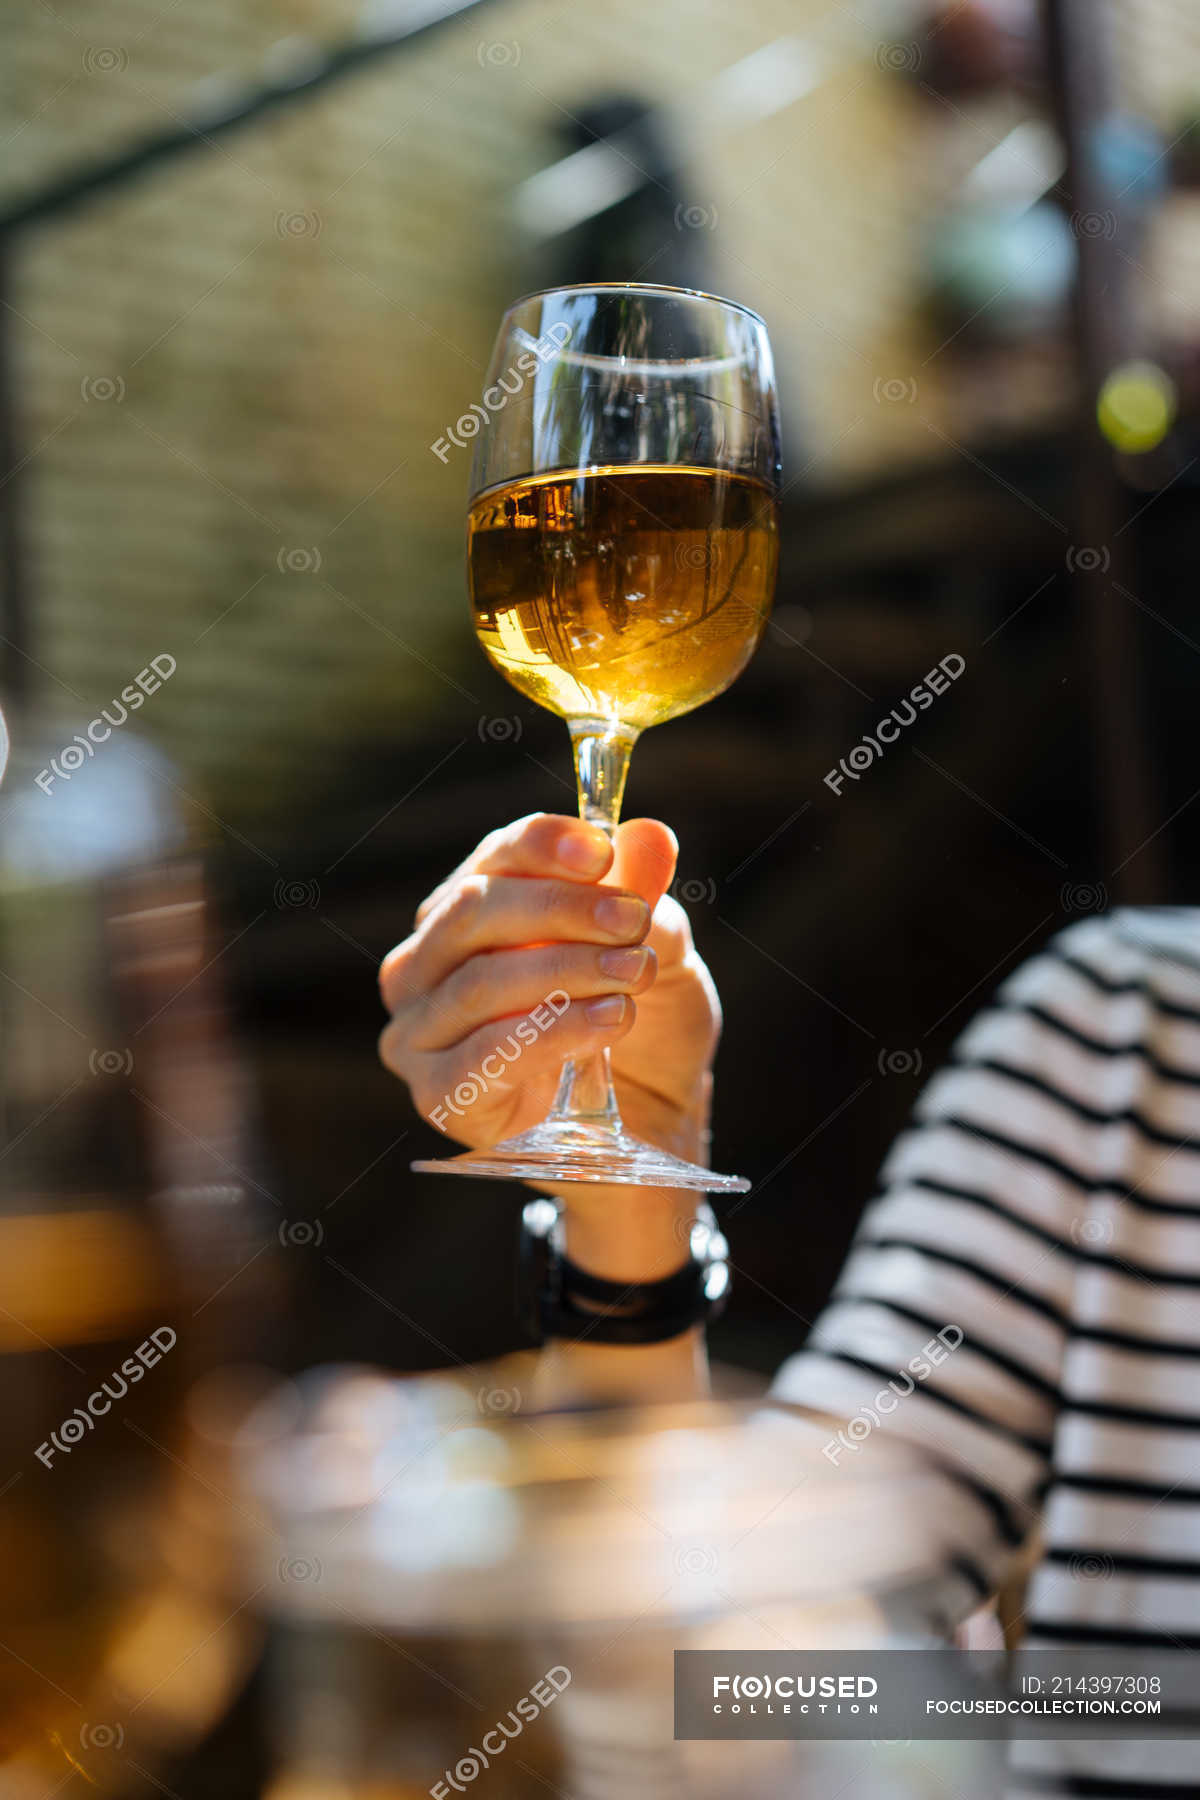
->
xmin=413 ymin=283 xmax=780 ymax=1191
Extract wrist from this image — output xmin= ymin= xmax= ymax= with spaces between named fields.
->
xmin=558 ymin=1187 xmax=700 ymax=1283
xmin=521 ymin=1188 xmax=728 ymax=1355
xmin=550 ymin=1082 xmax=712 ymax=1284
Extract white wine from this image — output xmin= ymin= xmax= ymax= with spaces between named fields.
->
xmin=469 ymin=465 xmax=778 ymax=732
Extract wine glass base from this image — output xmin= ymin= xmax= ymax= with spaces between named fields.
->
xmin=411 ymin=1119 xmax=750 ymax=1192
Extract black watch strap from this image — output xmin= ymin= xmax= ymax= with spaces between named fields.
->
xmin=520 ymin=1198 xmax=730 ymax=1344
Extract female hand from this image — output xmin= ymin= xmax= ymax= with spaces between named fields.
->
xmin=378 ymin=811 xmax=720 ymax=1165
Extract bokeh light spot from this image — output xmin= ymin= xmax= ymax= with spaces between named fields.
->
xmin=1097 ymin=360 xmax=1177 ymax=453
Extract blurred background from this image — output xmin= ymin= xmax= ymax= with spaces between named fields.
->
xmin=3 ymin=0 xmax=1200 ymax=1792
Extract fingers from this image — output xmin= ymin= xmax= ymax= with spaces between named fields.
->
xmin=645 ymin=891 xmax=695 ymax=972
xmin=407 ymin=939 xmax=658 ymax=1053
xmin=381 ymin=814 xmax=685 ymax=1069
xmin=379 ymin=991 xmax=638 ymax=1105
xmin=415 ymin=813 xmax=614 ymax=925
xmin=383 ymin=875 xmax=652 ymax=1008
xmin=609 ymin=817 xmax=678 ymax=913
xmin=378 ymin=812 xmax=704 ymax=1122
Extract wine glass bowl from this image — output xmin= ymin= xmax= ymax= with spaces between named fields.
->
xmin=468 ymin=460 xmax=778 ymax=734
xmin=468 ymin=286 xmax=779 ymax=742
xmin=413 ymin=285 xmax=780 ymax=1192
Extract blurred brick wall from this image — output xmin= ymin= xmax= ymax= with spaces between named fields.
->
xmin=1 ymin=0 xmax=1197 ymax=819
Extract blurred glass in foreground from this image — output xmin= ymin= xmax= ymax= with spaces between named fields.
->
xmin=242 ymin=1363 xmax=999 ymax=1799
xmin=0 ymin=705 xmax=271 ymax=1793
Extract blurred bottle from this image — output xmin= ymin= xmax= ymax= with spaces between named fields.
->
xmin=0 ymin=703 xmax=274 ymax=1793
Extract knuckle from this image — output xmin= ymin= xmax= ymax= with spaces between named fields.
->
xmin=650 ymin=893 xmax=694 ymax=958
xmin=504 ymin=812 xmax=556 ymax=858
xmin=378 ymin=940 xmax=416 ymax=1011
xmin=414 ymin=878 xmax=450 ymax=927
xmin=442 ymin=951 xmax=492 ymax=1019
xmin=655 ymin=893 xmax=692 ymax=939
xmin=531 ymin=941 xmax=578 ymax=994
xmin=445 ymin=873 xmax=488 ymax=934
xmin=689 ymin=951 xmax=723 ymax=1031
xmin=530 ymin=877 xmax=578 ymax=930
xmin=437 ymin=1038 xmax=499 ymax=1101
xmin=461 ymin=1022 xmax=507 ymax=1070
xmin=377 ymin=1017 xmax=410 ymax=1077
xmin=555 ymin=939 xmax=589 ymax=984
xmin=526 ymin=811 xmax=569 ymax=852
xmin=517 ymin=809 xmax=558 ymax=836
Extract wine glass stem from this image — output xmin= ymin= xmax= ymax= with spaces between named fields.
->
xmin=547 ymin=721 xmax=639 ymax=1128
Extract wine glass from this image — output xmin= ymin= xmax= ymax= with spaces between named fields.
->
xmin=413 ymin=283 xmax=780 ymax=1191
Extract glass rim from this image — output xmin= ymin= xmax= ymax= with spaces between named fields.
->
xmin=499 ymin=280 xmax=770 ymax=333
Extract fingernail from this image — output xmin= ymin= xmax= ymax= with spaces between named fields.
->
xmin=593 ymin=893 xmax=648 ymax=938
xmin=585 ymin=994 xmax=628 ymax=1027
xmin=557 ymin=829 xmax=609 ymax=875
xmin=598 ymin=946 xmax=649 ymax=982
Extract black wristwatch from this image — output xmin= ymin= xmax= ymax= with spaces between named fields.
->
xmin=520 ymin=1197 xmax=730 ymax=1345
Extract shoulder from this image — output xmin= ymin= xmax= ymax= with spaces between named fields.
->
xmin=904 ymin=907 xmax=1200 ymax=1183
xmin=1104 ymin=905 xmax=1200 ymax=981
xmin=979 ymin=906 xmax=1200 ymax=1040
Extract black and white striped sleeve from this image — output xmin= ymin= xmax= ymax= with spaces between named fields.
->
xmin=769 ymin=925 xmax=1118 ymax=1608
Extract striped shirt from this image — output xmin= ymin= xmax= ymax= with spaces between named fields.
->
xmin=771 ymin=908 xmax=1200 ymax=1796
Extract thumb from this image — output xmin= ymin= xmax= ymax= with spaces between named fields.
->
xmin=608 ymin=818 xmax=678 ymax=912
